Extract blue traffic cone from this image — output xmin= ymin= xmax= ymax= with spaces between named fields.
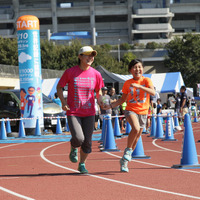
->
xmin=142 ymin=127 xmax=147 ymax=134
xmin=183 ymin=113 xmax=191 ymax=127
xmin=6 ymin=118 xmax=12 ymax=134
xmin=99 ymin=116 xmax=106 ymax=145
xmin=0 ymin=119 xmax=7 ymax=140
xmin=131 ymin=136 xmax=150 ymax=159
xmin=172 ymin=114 xmax=200 ymax=169
xmin=125 ymin=121 xmax=131 ymax=135
xmin=160 ymin=116 xmax=164 ymax=124
xmin=149 ymin=114 xmax=156 ymax=137
xmin=34 ymin=118 xmax=41 ymax=136
xmin=114 ymin=115 xmax=122 ymax=137
xmin=174 ymin=112 xmax=182 ymax=131
xmin=101 ymin=115 xmax=109 ymax=148
xmin=56 ymin=116 xmax=62 ymax=134
xmin=170 ymin=114 xmax=177 ymax=133
xmin=174 ymin=112 xmax=179 ymax=127
xmin=18 ymin=118 xmax=26 ymax=138
xmin=101 ymin=115 xmax=120 ymax=152
xmin=194 ymin=111 xmax=198 ymax=123
xmin=163 ymin=113 xmax=177 ymax=141
xmin=64 ymin=118 xmax=69 ymax=132
xmin=154 ymin=114 xmax=164 ymax=139
xmin=99 ymin=115 xmax=106 ymax=147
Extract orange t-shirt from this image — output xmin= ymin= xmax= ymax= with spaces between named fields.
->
xmin=122 ymin=76 xmax=153 ymax=115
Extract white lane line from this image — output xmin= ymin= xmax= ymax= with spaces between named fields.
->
xmin=0 ymin=143 xmax=23 ymax=149
xmin=0 ymin=177 xmax=21 ymax=180
xmin=0 ymin=186 xmax=35 ymax=200
xmin=152 ymin=139 xmax=182 ymax=153
xmin=40 ymin=142 xmax=200 ymax=199
xmin=106 ymin=152 xmax=200 ymax=174
xmin=0 ymin=153 xmax=67 ymax=159
xmin=152 ymin=139 xmax=200 ymax=157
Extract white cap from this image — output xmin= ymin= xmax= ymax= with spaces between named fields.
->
xmin=78 ymin=46 xmax=97 ymax=57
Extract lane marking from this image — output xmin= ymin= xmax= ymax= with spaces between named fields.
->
xmin=152 ymin=139 xmax=200 ymax=157
xmin=0 ymin=186 xmax=35 ymax=200
xmin=40 ymin=142 xmax=200 ymax=199
xmin=106 ymin=152 xmax=200 ymax=174
xmin=0 ymin=143 xmax=23 ymax=149
xmin=0 ymin=153 xmax=67 ymax=159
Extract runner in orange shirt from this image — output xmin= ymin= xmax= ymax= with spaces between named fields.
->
xmin=104 ymin=59 xmax=155 ymax=172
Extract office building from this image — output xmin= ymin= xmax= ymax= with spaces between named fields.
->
xmin=0 ymin=0 xmax=175 ymax=45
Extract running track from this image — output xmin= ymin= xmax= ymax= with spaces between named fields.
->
xmin=1 ymin=123 xmax=200 ymax=200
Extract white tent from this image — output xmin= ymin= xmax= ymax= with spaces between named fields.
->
xmin=111 ymin=71 xmax=187 ymax=106
xmin=112 ymin=72 xmax=185 ymax=94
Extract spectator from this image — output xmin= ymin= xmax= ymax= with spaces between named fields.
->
xmin=94 ymin=94 xmax=100 ymax=130
xmin=109 ymin=87 xmax=119 ymax=127
xmin=152 ymin=87 xmax=160 ymax=113
xmin=187 ymin=96 xmax=191 ymax=112
xmin=53 ymin=92 xmax=62 ymax=107
xmin=162 ymin=103 xmax=168 ymax=110
xmin=99 ymin=87 xmax=112 ymax=127
xmin=152 ymin=87 xmax=160 ymax=103
xmin=180 ymin=85 xmax=188 ymax=122
xmin=190 ymin=97 xmax=197 ymax=114
xmin=157 ymin=98 xmax=162 ymax=114
xmin=146 ymin=95 xmax=153 ymax=134
xmin=152 ymin=103 xmax=157 ymax=115
xmin=119 ymin=91 xmax=126 ymax=131
xmin=167 ymin=94 xmax=175 ymax=109
xmin=171 ymin=93 xmax=181 ymax=120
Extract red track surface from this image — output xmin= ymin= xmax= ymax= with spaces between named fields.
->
xmin=1 ymin=122 xmax=200 ymax=200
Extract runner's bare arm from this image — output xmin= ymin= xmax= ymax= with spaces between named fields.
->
xmin=56 ymin=83 xmax=70 ymax=111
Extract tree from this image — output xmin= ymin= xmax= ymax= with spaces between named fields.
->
xmin=0 ymin=37 xmax=18 ymax=66
xmin=164 ymin=33 xmax=200 ymax=93
xmin=40 ymin=40 xmax=60 ymax=70
xmin=40 ymin=39 xmax=82 ymax=70
xmin=122 ymin=52 xmax=137 ymax=68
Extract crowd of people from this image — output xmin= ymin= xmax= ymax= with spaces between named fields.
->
xmin=150 ymin=85 xmax=198 ymax=124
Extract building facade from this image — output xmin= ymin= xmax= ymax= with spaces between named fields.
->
xmin=171 ymin=0 xmax=200 ymax=35
xmin=1 ymin=0 xmax=200 ymax=45
xmin=0 ymin=0 xmax=175 ymax=45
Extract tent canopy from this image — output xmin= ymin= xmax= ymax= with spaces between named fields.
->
xmin=42 ymin=78 xmax=60 ymax=98
xmin=111 ymin=72 xmax=185 ymax=93
xmin=95 ymin=65 xmax=124 ymax=83
xmin=95 ymin=66 xmax=185 ymax=93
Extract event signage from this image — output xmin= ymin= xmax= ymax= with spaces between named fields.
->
xmin=17 ymin=15 xmax=44 ymax=131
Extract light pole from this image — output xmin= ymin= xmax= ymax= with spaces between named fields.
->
xmin=118 ymin=38 xmax=120 ymax=62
